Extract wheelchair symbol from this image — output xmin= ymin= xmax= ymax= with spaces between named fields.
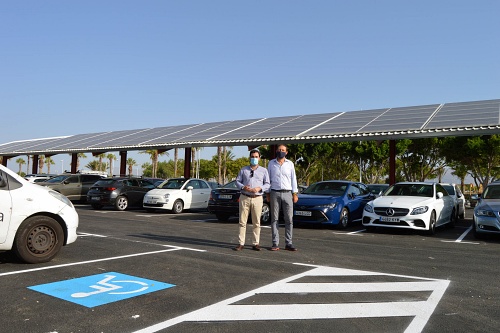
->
xmin=71 ymin=274 xmax=149 ymax=298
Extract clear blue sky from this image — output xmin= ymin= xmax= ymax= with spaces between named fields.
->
xmin=1 ymin=1 xmax=499 ymax=176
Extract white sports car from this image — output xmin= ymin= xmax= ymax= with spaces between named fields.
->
xmin=362 ymin=182 xmax=456 ymax=235
xmin=143 ymin=178 xmax=211 ymax=213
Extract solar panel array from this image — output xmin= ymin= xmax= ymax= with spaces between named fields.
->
xmin=1 ymin=98 xmax=499 ymax=156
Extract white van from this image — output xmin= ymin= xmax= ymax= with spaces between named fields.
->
xmin=0 ymin=165 xmax=78 ymax=263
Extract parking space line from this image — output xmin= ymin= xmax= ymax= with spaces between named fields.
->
xmin=77 ymin=232 xmax=108 ymax=238
xmin=441 ymin=226 xmax=479 ymax=244
xmin=0 ymin=247 xmax=204 ymax=277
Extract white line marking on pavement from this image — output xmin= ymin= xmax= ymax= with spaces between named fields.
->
xmin=132 ymin=264 xmax=449 ymax=333
xmin=0 ymin=246 xmax=204 ymax=277
xmin=77 ymin=232 xmax=108 ymax=237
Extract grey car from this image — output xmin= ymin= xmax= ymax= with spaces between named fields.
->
xmin=473 ymin=183 xmax=500 ymax=238
xmin=38 ymin=173 xmax=104 ymax=201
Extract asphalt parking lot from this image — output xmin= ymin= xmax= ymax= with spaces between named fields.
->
xmin=1 ymin=206 xmax=499 ymax=333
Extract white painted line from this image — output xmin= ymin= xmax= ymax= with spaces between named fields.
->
xmin=0 ymin=246 xmax=205 ymax=277
xmin=77 ymin=232 xmax=108 ymax=238
xmin=331 ymin=231 xmax=363 ymax=236
xmin=456 ymin=225 xmax=472 ymax=242
xmin=132 ymin=264 xmax=449 ymax=333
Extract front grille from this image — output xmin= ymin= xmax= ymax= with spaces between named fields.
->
xmin=374 ymin=207 xmax=410 ymax=217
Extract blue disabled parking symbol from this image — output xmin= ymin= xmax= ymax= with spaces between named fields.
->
xmin=28 ymin=272 xmax=175 ymax=308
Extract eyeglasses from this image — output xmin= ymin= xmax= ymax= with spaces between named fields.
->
xmin=250 ymin=170 xmax=254 ymax=178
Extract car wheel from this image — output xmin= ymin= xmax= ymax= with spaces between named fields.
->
xmin=216 ymin=214 xmax=230 ymax=221
xmin=338 ymin=208 xmax=349 ymax=229
xmin=427 ymin=211 xmax=437 ymax=235
xmin=115 ymin=196 xmax=128 ymax=211
xmin=13 ymin=216 xmax=64 ymax=264
xmin=172 ymin=200 xmax=184 ymax=214
xmin=91 ymin=203 xmax=103 ymax=210
xmin=261 ymin=202 xmax=270 ymax=224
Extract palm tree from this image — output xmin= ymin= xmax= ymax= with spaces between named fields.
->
xmin=15 ymin=158 xmax=26 ymax=175
xmin=69 ymin=153 xmax=87 ymax=171
xmin=127 ymin=158 xmax=137 ymax=176
xmin=95 ymin=153 xmax=105 ymax=172
xmin=44 ymin=156 xmax=55 ymax=174
xmin=106 ymin=153 xmax=117 ymax=176
xmin=174 ymin=148 xmax=179 ymax=177
xmin=38 ymin=155 xmax=45 ymax=174
xmin=140 ymin=150 xmax=168 ymax=178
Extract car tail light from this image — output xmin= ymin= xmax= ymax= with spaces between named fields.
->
xmin=104 ymin=187 xmax=117 ymax=191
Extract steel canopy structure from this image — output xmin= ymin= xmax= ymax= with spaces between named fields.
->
xmin=1 ymin=98 xmax=499 ymax=179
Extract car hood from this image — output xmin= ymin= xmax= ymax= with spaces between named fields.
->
xmin=476 ymin=199 xmax=500 ymax=210
xmin=296 ymin=194 xmax=341 ymax=205
xmin=146 ymin=188 xmax=182 ymax=195
xmin=371 ymin=196 xmax=434 ymax=207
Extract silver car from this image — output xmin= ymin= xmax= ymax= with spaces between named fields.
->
xmin=473 ymin=183 xmax=500 ymax=238
xmin=440 ymin=183 xmax=466 ymax=219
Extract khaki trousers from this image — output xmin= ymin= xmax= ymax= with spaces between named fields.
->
xmin=238 ymin=194 xmax=263 ymax=245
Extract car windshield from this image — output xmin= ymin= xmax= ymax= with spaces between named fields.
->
xmin=302 ymin=182 xmax=347 ymax=196
xmin=367 ymin=185 xmax=388 ymax=195
xmin=45 ymin=175 xmax=69 ymax=183
xmin=157 ymin=178 xmax=187 ymax=189
xmin=385 ymin=184 xmax=433 ymax=197
xmin=483 ymin=186 xmax=500 ymax=199
xmin=222 ymin=181 xmax=238 ymax=189
xmin=442 ymin=185 xmax=455 ymax=195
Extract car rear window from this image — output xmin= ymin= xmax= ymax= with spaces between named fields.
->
xmin=94 ymin=179 xmax=119 ymax=186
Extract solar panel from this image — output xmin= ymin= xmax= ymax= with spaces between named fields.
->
xmin=361 ymin=104 xmax=440 ymax=132
xmin=1 ymin=98 xmax=500 ymax=157
xmin=425 ymin=99 xmax=500 ymax=129
xmin=303 ymin=109 xmax=387 ymax=136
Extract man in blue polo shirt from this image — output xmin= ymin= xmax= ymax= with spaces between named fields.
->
xmin=234 ymin=149 xmax=270 ymax=251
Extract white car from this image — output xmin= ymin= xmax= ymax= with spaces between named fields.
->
xmin=440 ymin=183 xmax=466 ymax=219
xmin=143 ymin=178 xmax=211 ymax=213
xmin=0 ymin=165 xmax=78 ymax=263
xmin=362 ymin=182 xmax=455 ymax=235
xmin=24 ymin=173 xmax=56 ymax=183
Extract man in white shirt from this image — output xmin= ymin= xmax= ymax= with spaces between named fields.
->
xmin=266 ymin=144 xmax=299 ymax=251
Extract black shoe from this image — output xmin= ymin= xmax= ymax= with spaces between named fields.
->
xmin=285 ymin=244 xmax=297 ymax=251
xmin=252 ymin=244 xmax=261 ymax=251
xmin=270 ymin=244 xmax=280 ymax=251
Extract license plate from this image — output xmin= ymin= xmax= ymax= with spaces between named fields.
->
xmin=219 ymin=195 xmax=232 ymax=199
xmin=295 ymin=210 xmax=312 ymax=216
xmin=380 ymin=216 xmax=400 ymax=222
xmin=91 ymin=197 xmax=100 ymax=201
xmin=146 ymin=200 xmax=157 ymax=204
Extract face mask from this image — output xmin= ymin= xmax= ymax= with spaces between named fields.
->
xmin=250 ymin=157 xmax=259 ymax=166
xmin=276 ymin=151 xmax=287 ymax=159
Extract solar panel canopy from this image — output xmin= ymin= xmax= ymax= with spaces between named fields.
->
xmin=1 ymin=98 xmax=499 ymax=157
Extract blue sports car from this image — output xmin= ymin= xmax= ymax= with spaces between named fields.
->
xmin=293 ymin=180 xmax=374 ymax=228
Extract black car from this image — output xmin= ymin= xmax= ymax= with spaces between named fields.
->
xmin=87 ymin=177 xmax=156 ymax=210
xmin=208 ymin=180 xmax=270 ymax=223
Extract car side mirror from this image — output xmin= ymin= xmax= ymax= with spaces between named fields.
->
xmin=63 ymin=180 xmax=70 ymax=185
xmin=436 ymin=192 xmax=444 ymax=199
xmin=186 ymin=186 xmax=194 ymax=191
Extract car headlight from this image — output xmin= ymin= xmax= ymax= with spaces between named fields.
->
xmin=411 ymin=206 xmax=428 ymax=215
xmin=476 ymin=209 xmax=496 ymax=217
xmin=163 ymin=193 xmax=170 ymax=200
xmin=317 ymin=202 xmax=337 ymax=209
xmin=364 ymin=204 xmax=373 ymax=213
xmin=49 ymin=190 xmax=73 ymax=208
